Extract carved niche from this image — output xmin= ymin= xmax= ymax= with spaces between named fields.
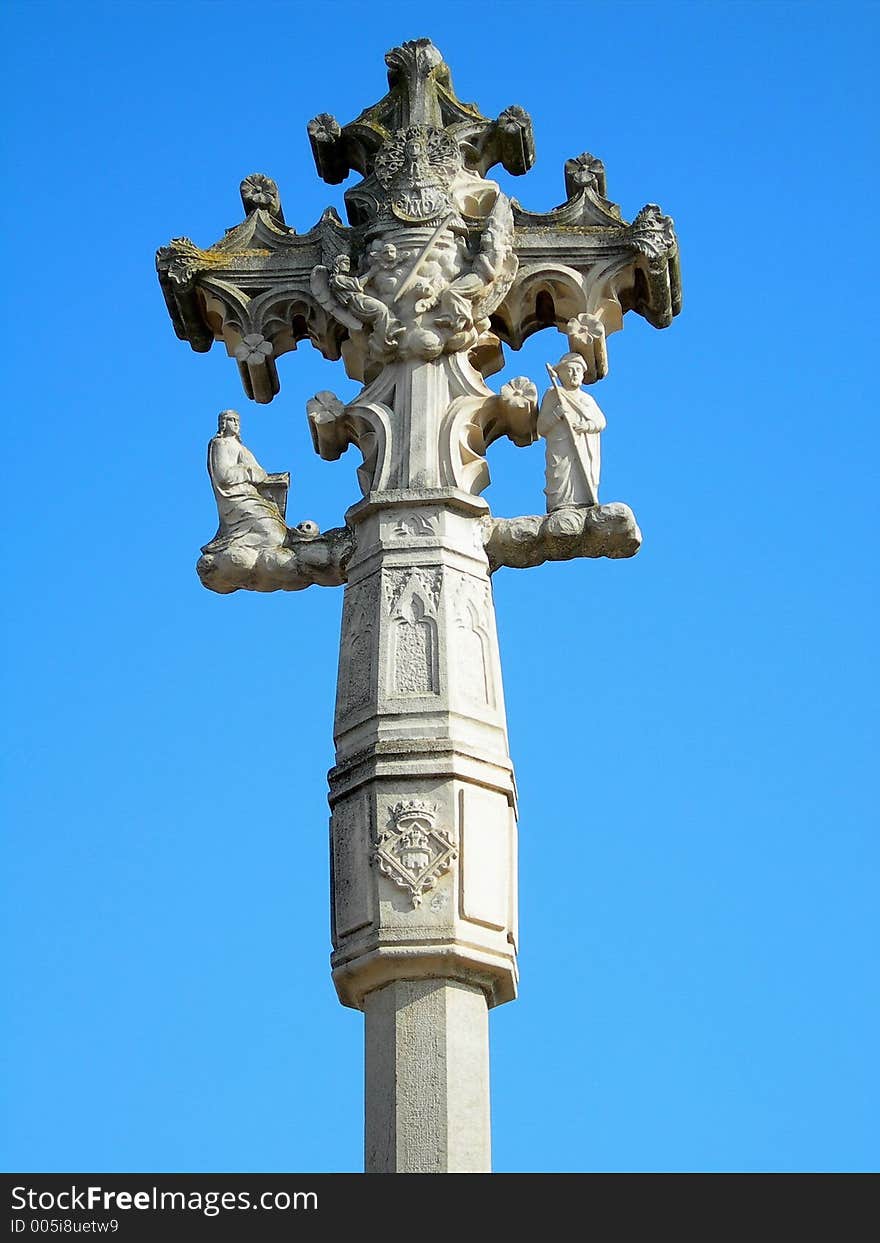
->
xmin=453 ymin=575 xmax=494 ymax=708
xmin=339 ymin=577 xmax=378 ymax=717
xmin=383 ymin=568 xmax=442 ymax=697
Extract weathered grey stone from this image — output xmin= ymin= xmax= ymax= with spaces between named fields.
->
xmin=196 ymin=525 xmax=352 ymax=594
xmin=203 ymin=409 xmax=290 ymax=553
xmin=307 ymin=358 xmax=537 ymax=499
xmin=329 ymin=488 xmax=519 ymax=1020
xmin=483 ymin=503 xmax=642 ymax=572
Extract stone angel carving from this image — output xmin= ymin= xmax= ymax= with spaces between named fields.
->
xmin=537 ymin=353 xmax=606 ymax=510
xmin=310 ymin=254 xmax=403 ymax=357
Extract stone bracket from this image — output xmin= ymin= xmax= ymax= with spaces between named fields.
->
xmin=196 ymin=524 xmax=354 ymax=594
xmin=483 ymin=503 xmax=642 ymax=572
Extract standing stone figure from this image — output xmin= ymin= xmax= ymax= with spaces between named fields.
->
xmin=202 ymin=409 xmax=289 ymax=552
xmin=537 ymin=353 xmax=607 ymax=510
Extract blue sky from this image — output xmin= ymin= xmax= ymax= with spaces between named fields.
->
xmin=2 ymin=0 xmax=877 ymax=1172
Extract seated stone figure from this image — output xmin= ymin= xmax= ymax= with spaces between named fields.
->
xmin=202 ymin=409 xmax=289 ymax=553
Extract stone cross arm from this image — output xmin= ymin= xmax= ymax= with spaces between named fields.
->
xmin=156 ymin=200 xmax=352 ymax=404
xmin=195 ymin=501 xmax=643 ymax=596
xmin=155 ymin=40 xmax=681 ymax=402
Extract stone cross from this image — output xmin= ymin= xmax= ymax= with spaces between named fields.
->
xmin=157 ymin=38 xmax=680 ymax=1173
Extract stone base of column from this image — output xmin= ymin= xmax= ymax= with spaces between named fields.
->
xmin=364 ymin=978 xmax=491 ymax=1173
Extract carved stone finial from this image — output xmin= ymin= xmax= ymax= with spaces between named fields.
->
xmin=495 ymin=105 xmax=536 ymax=174
xmin=307 ymin=113 xmax=346 ymax=184
xmin=630 ymin=203 xmax=677 ymax=258
xmin=240 ymin=173 xmax=284 ymax=221
xmin=385 ymin=38 xmax=444 ymax=79
xmin=308 ymin=112 xmax=342 ymax=142
xmin=499 ymin=376 xmax=538 ymax=412
xmin=233 ymin=333 xmax=278 ymax=404
xmin=564 ymin=152 xmax=606 ymax=198
xmin=159 ymin=42 xmax=680 ymax=403
xmin=234 ymin=333 xmax=273 ymax=366
xmin=565 ymin=312 xmax=608 ymax=383
xmin=384 ymin=39 xmax=446 ymax=127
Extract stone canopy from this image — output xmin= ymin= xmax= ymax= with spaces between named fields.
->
xmin=157 ymin=38 xmax=680 ymax=405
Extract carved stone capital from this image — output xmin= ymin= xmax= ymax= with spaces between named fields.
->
xmin=308 ymin=358 xmax=538 ymax=501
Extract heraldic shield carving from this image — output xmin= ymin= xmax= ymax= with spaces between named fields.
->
xmin=373 ymin=799 xmax=457 ymax=907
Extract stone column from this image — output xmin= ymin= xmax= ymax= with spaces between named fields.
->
xmin=364 ymin=979 xmax=491 ymax=1173
xmin=328 ymin=481 xmax=518 ymax=1174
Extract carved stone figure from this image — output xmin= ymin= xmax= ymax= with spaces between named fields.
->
xmin=537 ymin=353 xmax=607 ymax=511
xmin=203 ymin=409 xmax=290 ymax=552
xmin=199 ymin=410 xmax=343 ymax=595
xmin=435 ymin=200 xmax=514 ymax=343
xmin=314 ymin=254 xmax=403 ymax=356
xmin=301 ymin=126 xmax=519 ymax=370
xmin=363 ymin=241 xmax=403 ymax=300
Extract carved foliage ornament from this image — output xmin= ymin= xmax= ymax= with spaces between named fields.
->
xmin=629 ymin=203 xmax=677 ymax=259
xmin=373 ymin=800 xmax=457 ymax=907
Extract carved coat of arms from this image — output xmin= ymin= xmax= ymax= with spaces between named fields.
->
xmin=373 ymin=799 xmax=456 ymax=907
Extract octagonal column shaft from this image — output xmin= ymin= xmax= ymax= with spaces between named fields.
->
xmin=365 ymin=978 xmax=490 ymax=1173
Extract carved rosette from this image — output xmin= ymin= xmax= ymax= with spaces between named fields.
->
xmin=373 ymin=800 xmax=457 ymax=907
xmin=240 ymin=173 xmax=284 ymax=220
xmin=564 ymin=312 xmax=608 ymax=383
